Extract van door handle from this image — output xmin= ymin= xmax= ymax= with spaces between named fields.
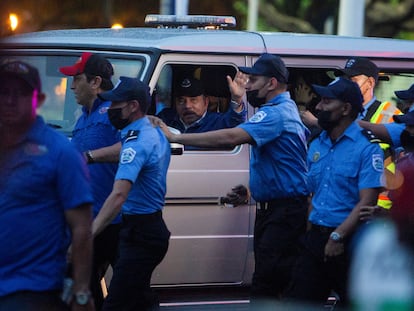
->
xmin=165 ymin=197 xmax=221 ymax=205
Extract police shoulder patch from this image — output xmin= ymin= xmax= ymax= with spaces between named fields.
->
xmin=361 ymin=129 xmax=382 ymax=143
xmin=249 ymin=111 xmax=267 ymax=123
xmin=120 ymin=147 xmax=137 ymax=164
xmin=125 ymin=130 xmax=140 ymax=143
xmin=372 ymin=153 xmax=384 ymax=172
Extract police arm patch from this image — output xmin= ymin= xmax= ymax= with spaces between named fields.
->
xmin=249 ymin=111 xmax=267 ymax=123
xmin=372 ymin=154 xmax=384 ymax=172
xmin=120 ymin=147 xmax=137 ymax=164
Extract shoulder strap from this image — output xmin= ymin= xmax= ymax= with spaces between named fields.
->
xmin=363 ymin=100 xmax=382 ymax=121
xmin=361 ymin=129 xmax=382 ymax=144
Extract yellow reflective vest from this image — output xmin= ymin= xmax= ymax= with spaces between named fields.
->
xmin=364 ymin=100 xmax=402 ymax=209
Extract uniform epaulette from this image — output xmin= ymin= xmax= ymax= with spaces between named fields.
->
xmin=125 ymin=130 xmax=140 ymax=143
xmin=361 ymin=129 xmax=382 ymax=143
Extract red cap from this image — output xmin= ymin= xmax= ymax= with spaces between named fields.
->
xmin=59 ymin=52 xmax=93 ymax=76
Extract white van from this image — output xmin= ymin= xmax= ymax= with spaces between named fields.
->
xmin=2 ymin=15 xmax=414 ymax=289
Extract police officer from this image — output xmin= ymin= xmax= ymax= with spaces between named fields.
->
xmin=286 ymin=77 xmax=384 ymax=307
xmin=355 ymin=81 xmax=414 ymax=151
xmin=59 ymin=52 xmax=121 ymax=311
xmin=157 ymin=53 xmax=310 ymax=305
xmin=349 ymin=111 xmax=414 ymax=310
xmin=92 ymin=77 xmax=171 ymax=311
xmin=338 ymin=57 xmax=401 ymax=211
xmin=0 ymin=61 xmax=94 ymax=310
xmin=395 ymin=84 xmax=414 ymax=114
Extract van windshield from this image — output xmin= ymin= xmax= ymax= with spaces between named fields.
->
xmin=0 ymin=55 xmax=144 ymax=136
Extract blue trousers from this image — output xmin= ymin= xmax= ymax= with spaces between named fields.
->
xmin=251 ymin=196 xmax=308 ymax=303
xmin=92 ymin=222 xmax=121 ymax=311
xmin=102 ymin=211 xmax=170 ymax=311
xmin=286 ymin=226 xmax=351 ymax=307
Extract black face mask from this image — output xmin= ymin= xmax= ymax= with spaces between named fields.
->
xmin=108 ymin=107 xmax=130 ymax=130
xmin=246 ymin=89 xmax=266 ymax=108
xmin=400 ymin=129 xmax=414 ymax=152
xmin=317 ymin=110 xmax=339 ymax=132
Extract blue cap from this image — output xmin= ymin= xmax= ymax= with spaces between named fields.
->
xmin=336 ymin=57 xmax=379 ymax=82
xmin=395 ymin=84 xmax=414 ymax=101
xmin=99 ymin=76 xmax=150 ymax=106
xmin=312 ymin=77 xmax=364 ymax=112
xmin=394 ymin=111 xmax=414 ymax=125
xmin=239 ymin=53 xmax=289 ymax=83
xmin=0 ymin=61 xmax=42 ymax=92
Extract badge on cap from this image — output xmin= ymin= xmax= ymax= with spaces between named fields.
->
xmin=120 ymin=147 xmax=136 ymax=164
xmin=181 ymin=78 xmax=192 ymax=88
xmin=345 ymin=59 xmax=356 ymax=68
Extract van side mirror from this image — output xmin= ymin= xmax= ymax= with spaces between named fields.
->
xmin=168 ymin=126 xmax=183 ymax=155
xmin=171 ymin=143 xmax=183 ymax=155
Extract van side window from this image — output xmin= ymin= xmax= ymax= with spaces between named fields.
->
xmin=4 ymin=55 xmax=146 ymax=137
xmin=288 ymin=67 xmax=414 ymax=115
xmin=288 ymin=68 xmax=333 ymax=114
xmin=152 ymin=64 xmax=244 ymax=151
xmin=375 ymin=72 xmax=414 ymax=113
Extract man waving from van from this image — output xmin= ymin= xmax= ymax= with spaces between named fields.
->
xmin=155 ymin=53 xmax=310 ymax=306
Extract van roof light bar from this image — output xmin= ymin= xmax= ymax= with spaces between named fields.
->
xmin=145 ymin=15 xmax=236 ymax=29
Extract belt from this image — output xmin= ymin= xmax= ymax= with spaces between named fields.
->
xmin=311 ymin=224 xmax=336 ymax=233
xmin=257 ymin=196 xmax=307 ymax=210
xmin=122 ymin=210 xmax=162 ymax=224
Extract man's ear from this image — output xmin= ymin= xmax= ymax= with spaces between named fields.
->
xmin=91 ymin=76 xmax=102 ymax=90
xmin=343 ymin=102 xmax=353 ymax=116
xmin=35 ymin=92 xmax=46 ymax=109
xmin=269 ymin=77 xmax=279 ymax=91
xmin=130 ymin=99 xmax=141 ymax=113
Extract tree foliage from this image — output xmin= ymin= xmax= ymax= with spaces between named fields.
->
xmin=1 ymin=0 xmax=414 ymax=39
xmin=233 ymin=0 xmax=414 ymax=39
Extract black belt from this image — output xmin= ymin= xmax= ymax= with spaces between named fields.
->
xmin=257 ymin=196 xmax=307 ymax=210
xmin=122 ymin=210 xmax=162 ymax=224
xmin=311 ymin=224 xmax=336 ymax=233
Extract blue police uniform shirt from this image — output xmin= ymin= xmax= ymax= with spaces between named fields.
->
xmin=71 ymin=98 xmax=121 ymax=223
xmin=159 ymin=105 xmax=246 ymax=133
xmin=308 ymin=122 xmax=384 ymax=228
xmin=360 ymin=96 xmax=414 ymax=149
xmin=385 ymin=122 xmax=404 ymax=148
xmin=359 ymin=96 xmax=377 ymax=120
xmin=0 ymin=117 xmax=93 ymax=296
xmin=383 ymin=105 xmax=414 ymax=148
xmin=238 ymin=91 xmax=309 ymax=202
xmin=116 ymin=117 xmax=171 ymax=215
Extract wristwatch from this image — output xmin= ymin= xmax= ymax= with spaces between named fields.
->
xmin=85 ymin=150 xmax=95 ymax=164
xmin=74 ymin=291 xmax=91 ymax=305
xmin=329 ymin=231 xmax=343 ymax=242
